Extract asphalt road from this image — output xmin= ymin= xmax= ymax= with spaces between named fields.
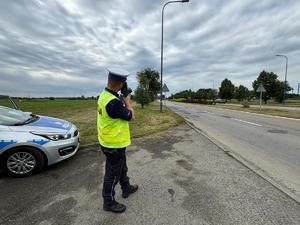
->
xmin=0 ymin=125 xmax=299 ymax=225
xmin=168 ymin=102 xmax=300 ymax=201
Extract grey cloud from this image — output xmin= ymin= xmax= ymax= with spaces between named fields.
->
xmin=0 ymin=0 xmax=299 ymax=97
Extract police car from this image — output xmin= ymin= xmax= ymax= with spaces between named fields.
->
xmin=0 ymin=96 xmax=80 ymax=177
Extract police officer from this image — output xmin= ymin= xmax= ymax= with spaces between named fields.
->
xmin=97 ymin=68 xmax=138 ymax=213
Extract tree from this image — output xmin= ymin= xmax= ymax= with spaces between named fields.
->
xmin=186 ymin=89 xmax=196 ymax=100
xmin=170 ymin=90 xmax=194 ymax=99
xmin=196 ymin=89 xmax=205 ymax=99
xmin=273 ymin=81 xmax=291 ymax=103
xmin=252 ymin=70 xmax=278 ymax=104
xmin=134 ymin=86 xmax=151 ymax=108
xmin=196 ymin=88 xmax=216 ymax=100
xmin=234 ymin=85 xmax=249 ymax=101
xmin=208 ymin=89 xmax=218 ymax=101
xmin=136 ymin=68 xmax=160 ymax=102
xmin=248 ymin=90 xmax=255 ymax=100
xmin=219 ymin=78 xmax=235 ymax=101
xmin=252 ymin=70 xmax=291 ymax=104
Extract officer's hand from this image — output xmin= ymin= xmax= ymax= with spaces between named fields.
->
xmin=124 ymin=95 xmax=133 ymax=110
xmin=124 ymin=95 xmax=135 ymax=121
xmin=124 ymin=94 xmax=131 ymax=104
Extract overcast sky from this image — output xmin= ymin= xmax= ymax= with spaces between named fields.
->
xmin=0 ymin=0 xmax=299 ymax=97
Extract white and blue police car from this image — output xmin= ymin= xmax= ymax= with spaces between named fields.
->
xmin=0 ymin=96 xmax=80 ymax=177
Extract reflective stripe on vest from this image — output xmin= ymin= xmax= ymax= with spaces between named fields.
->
xmin=97 ymin=90 xmax=131 ymax=148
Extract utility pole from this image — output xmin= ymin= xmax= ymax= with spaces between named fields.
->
xmin=276 ymin=54 xmax=288 ymax=104
xmin=160 ymin=0 xmax=189 ymax=112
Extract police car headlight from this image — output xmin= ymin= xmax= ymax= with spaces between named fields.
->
xmin=31 ymin=132 xmax=71 ymax=141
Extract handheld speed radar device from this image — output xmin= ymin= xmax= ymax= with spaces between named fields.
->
xmin=121 ymin=82 xmax=132 ymax=97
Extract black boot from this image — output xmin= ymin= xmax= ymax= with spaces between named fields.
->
xmin=122 ymin=185 xmax=138 ymax=198
xmin=103 ymin=200 xmax=126 ymax=213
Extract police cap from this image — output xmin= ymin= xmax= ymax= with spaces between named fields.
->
xmin=107 ymin=68 xmax=129 ymax=83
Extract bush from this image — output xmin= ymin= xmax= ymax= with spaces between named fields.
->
xmin=172 ymin=98 xmax=213 ymax=105
xmin=173 ymin=98 xmax=186 ymax=102
xmin=241 ymin=101 xmax=250 ymax=108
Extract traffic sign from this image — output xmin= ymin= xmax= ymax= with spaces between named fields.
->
xmin=162 ymin=83 xmax=169 ymax=92
xmin=256 ymin=83 xmax=266 ymax=92
xmin=257 ymin=83 xmax=266 ymax=111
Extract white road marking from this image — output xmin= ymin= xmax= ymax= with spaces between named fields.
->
xmin=231 ymin=118 xmax=262 ymax=127
xmin=202 ymin=111 xmax=215 ymax=115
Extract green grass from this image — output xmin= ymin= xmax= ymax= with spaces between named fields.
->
xmin=171 ymin=98 xmax=300 ymax=106
xmin=213 ymin=104 xmax=300 ymax=119
xmin=131 ymin=102 xmax=185 ymax=138
xmin=15 ymin=99 xmax=184 ymax=145
xmin=227 ymin=99 xmax=300 ymax=106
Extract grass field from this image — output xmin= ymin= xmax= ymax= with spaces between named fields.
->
xmin=16 ymin=99 xmax=184 ymax=145
xmin=226 ymin=99 xmax=300 ymax=106
xmin=172 ymin=98 xmax=300 ymax=106
xmin=212 ymin=104 xmax=300 ymax=119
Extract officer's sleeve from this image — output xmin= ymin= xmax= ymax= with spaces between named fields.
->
xmin=106 ymin=99 xmax=132 ymax=121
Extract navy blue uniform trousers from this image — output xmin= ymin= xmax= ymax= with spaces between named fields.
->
xmin=100 ymin=146 xmax=130 ymax=204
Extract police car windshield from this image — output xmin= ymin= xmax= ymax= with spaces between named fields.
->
xmin=0 ymin=106 xmax=32 ymax=126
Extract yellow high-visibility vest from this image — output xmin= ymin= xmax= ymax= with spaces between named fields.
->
xmin=97 ymin=90 xmax=131 ymax=148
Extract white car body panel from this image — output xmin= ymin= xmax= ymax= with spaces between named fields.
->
xmin=0 ymin=106 xmax=80 ymax=167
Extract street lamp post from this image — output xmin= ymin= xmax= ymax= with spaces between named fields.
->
xmin=276 ymin=54 xmax=288 ymax=104
xmin=160 ymin=0 xmax=189 ymax=112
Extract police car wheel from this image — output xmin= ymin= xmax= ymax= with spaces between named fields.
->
xmin=0 ymin=147 xmax=45 ymax=178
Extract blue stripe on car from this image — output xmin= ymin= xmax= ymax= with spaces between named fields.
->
xmin=0 ymin=140 xmax=17 ymax=150
xmin=28 ymin=140 xmax=49 ymax=145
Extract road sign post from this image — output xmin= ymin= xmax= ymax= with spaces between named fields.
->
xmin=256 ymin=83 xmax=266 ymax=111
xmin=260 ymin=90 xmax=263 ymax=111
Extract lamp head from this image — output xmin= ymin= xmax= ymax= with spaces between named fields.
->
xmin=182 ymin=0 xmax=189 ymax=2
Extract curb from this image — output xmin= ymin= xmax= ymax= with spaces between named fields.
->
xmin=185 ymin=120 xmax=300 ymax=205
